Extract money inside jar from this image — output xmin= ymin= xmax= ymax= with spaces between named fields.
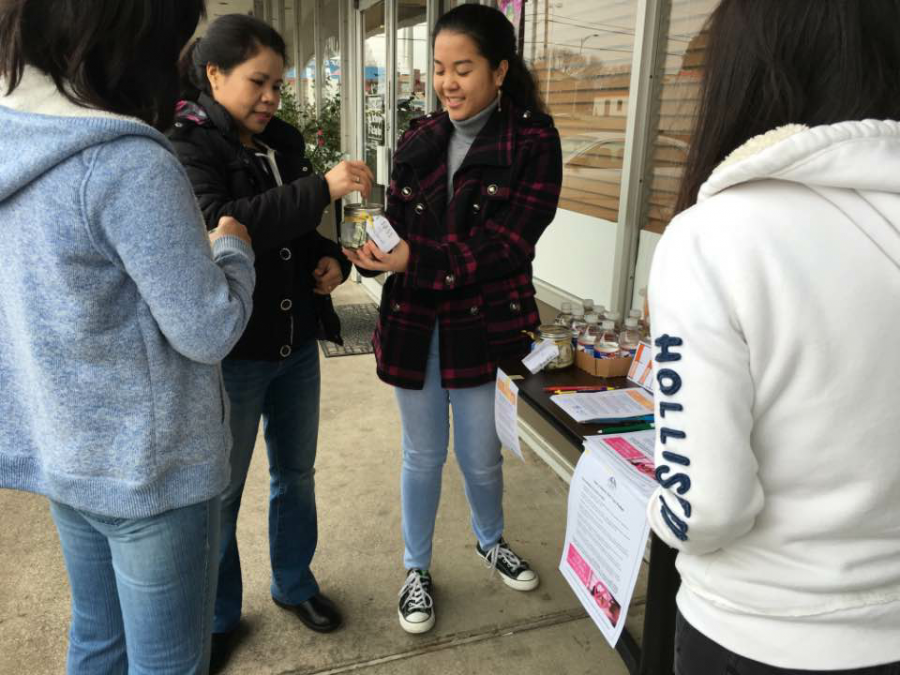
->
xmin=340 ymin=203 xmax=383 ymax=250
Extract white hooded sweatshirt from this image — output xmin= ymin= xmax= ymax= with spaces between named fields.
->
xmin=647 ymin=120 xmax=900 ymax=670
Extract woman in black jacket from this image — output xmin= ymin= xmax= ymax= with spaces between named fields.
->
xmin=170 ymin=13 xmax=373 ymax=671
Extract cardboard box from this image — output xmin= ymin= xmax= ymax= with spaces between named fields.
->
xmin=575 ymin=349 xmax=634 ymax=378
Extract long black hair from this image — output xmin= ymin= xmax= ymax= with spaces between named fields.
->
xmin=179 ymin=13 xmax=287 ymax=102
xmin=677 ymin=0 xmax=900 ymax=214
xmin=433 ymin=4 xmax=545 ymax=114
xmin=0 ymin=0 xmax=205 ymax=131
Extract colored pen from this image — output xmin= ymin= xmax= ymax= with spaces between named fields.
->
xmin=543 ymin=385 xmax=617 ymax=392
xmin=584 ymin=415 xmax=655 ymax=425
xmin=597 ymin=423 xmax=655 ymax=435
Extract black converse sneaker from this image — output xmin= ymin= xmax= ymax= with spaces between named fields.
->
xmin=398 ymin=569 xmax=435 ymax=634
xmin=476 ymin=538 xmax=540 ymax=591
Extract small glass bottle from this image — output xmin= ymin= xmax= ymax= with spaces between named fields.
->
xmin=577 ymin=313 xmax=601 ymax=352
xmin=593 ymin=320 xmax=620 ymax=359
xmin=618 ymin=318 xmax=642 ymax=358
xmin=582 ymin=298 xmax=595 ymax=315
xmin=555 ymin=301 xmax=574 ymax=328
xmin=569 ymin=306 xmax=587 ymax=348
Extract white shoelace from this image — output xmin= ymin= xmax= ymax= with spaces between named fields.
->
xmin=482 ymin=542 xmax=524 ymax=575
xmin=399 ymin=571 xmax=433 ymax=612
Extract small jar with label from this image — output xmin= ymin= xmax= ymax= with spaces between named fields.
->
xmin=533 ymin=324 xmax=575 ymax=370
xmin=340 ymin=203 xmax=383 ymax=250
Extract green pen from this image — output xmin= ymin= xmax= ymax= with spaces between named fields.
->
xmin=596 ymin=422 xmax=655 ymax=435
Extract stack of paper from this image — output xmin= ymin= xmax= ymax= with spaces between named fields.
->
xmin=550 ymin=388 xmax=654 ymax=424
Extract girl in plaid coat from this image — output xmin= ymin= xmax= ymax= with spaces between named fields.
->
xmin=346 ymin=4 xmax=562 ymax=634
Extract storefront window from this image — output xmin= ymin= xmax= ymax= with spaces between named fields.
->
xmin=641 ymin=0 xmax=716 ymax=233
xmin=396 ymin=0 xmax=429 ymax=139
xmin=522 ymin=0 xmax=637 ymax=223
xmin=362 ymin=1 xmax=388 ymax=179
xmin=293 ymin=0 xmax=317 ymax=108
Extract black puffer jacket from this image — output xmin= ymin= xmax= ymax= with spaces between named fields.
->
xmin=169 ymin=94 xmax=349 ymax=361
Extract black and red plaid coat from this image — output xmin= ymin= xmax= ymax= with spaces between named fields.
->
xmin=372 ymin=96 xmax=562 ymax=390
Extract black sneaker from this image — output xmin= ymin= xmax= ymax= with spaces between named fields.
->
xmin=398 ymin=568 xmax=435 ymax=634
xmin=476 ymin=538 xmax=540 ymax=591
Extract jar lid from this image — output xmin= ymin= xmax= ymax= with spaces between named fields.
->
xmin=538 ymin=324 xmax=572 ymax=340
xmin=344 ymin=202 xmax=384 ymax=216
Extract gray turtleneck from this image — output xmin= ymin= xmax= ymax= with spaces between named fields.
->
xmin=447 ymin=99 xmax=499 ymax=198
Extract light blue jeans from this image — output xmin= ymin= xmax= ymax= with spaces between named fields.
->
xmin=215 ymin=339 xmax=321 ymax=633
xmin=50 ymin=498 xmax=220 ymax=675
xmin=395 ymin=326 xmax=504 ymax=571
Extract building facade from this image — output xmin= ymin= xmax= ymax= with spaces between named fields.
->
xmin=204 ymin=0 xmax=717 ymax=316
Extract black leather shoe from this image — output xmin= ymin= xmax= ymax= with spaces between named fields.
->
xmin=209 ymin=622 xmax=249 ymax=675
xmin=272 ymin=592 xmax=343 ymax=633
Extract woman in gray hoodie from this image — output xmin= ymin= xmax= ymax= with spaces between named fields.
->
xmin=0 ymin=1 xmax=254 ymax=673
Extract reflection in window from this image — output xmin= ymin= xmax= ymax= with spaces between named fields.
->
xmin=296 ymin=0 xmax=317 ymax=109
xmin=522 ymin=0 xmax=637 ymax=222
xmin=642 ymin=0 xmax=716 ymax=233
xmin=396 ymin=0 xmax=428 ymax=139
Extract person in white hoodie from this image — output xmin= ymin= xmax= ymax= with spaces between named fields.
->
xmin=646 ymin=1 xmax=900 ymax=673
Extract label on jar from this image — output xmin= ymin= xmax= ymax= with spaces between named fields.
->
xmin=366 ymin=215 xmax=401 ymax=252
xmin=523 ymin=340 xmax=560 ymax=374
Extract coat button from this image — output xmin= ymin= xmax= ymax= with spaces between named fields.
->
xmin=470 ymin=305 xmax=479 ymax=316
xmin=444 ymin=274 xmax=455 ymax=287
xmin=523 ymin=110 xmax=532 ymax=119
xmin=280 ymin=299 xmax=293 ymax=311
xmin=472 ymin=203 xmax=481 ymax=213
xmin=401 ymin=186 xmax=412 ymax=197
xmin=509 ymin=301 xmax=520 ymax=312
xmin=280 ymin=247 xmax=292 ymax=261
xmin=174 ymin=122 xmax=183 ymax=128
xmin=280 ymin=345 xmax=292 ymax=358
xmin=414 ymin=203 xmax=425 ymax=215
xmin=487 ymin=184 xmax=498 ymax=196
xmin=302 ymin=166 xmax=310 ymax=173
xmin=391 ymin=302 xmax=401 ymax=312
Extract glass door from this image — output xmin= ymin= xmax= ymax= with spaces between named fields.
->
xmin=360 ymin=0 xmax=388 ymax=192
xmin=395 ymin=0 xmax=429 ymax=140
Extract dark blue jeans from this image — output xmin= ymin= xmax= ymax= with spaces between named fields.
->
xmin=676 ymin=611 xmax=900 ymax=675
xmin=214 ymin=340 xmax=321 ymax=634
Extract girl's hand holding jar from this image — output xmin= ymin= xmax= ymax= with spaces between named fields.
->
xmin=343 ymin=238 xmax=410 ymax=274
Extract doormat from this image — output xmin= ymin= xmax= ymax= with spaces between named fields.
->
xmin=319 ymin=303 xmax=379 ymax=358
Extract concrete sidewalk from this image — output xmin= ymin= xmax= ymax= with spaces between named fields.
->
xmin=0 ymin=282 xmax=636 ymax=675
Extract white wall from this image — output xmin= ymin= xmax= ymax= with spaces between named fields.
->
xmin=630 ymin=228 xmax=662 ymax=312
xmin=532 ymin=208 xmax=619 ymax=311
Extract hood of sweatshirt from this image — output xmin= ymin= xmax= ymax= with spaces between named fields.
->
xmin=0 ymin=66 xmax=168 ymax=203
xmin=699 ymin=120 xmax=900 ymax=270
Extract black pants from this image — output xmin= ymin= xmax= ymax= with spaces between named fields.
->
xmin=675 ymin=611 xmax=900 ymax=675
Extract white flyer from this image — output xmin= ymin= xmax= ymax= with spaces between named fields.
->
xmin=559 ymin=442 xmax=652 ymax=648
xmin=550 ymin=388 xmax=654 ymax=423
xmin=366 ymin=215 xmax=401 ymax=252
xmin=494 ymin=369 xmax=524 ymax=460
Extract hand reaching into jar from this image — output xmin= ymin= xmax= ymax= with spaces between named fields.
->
xmin=325 ymin=161 xmax=375 ymax=201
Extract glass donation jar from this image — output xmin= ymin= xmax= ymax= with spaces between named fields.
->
xmin=340 ymin=203 xmax=384 ymax=250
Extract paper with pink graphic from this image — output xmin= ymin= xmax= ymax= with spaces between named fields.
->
xmin=560 ymin=445 xmax=651 ymax=647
